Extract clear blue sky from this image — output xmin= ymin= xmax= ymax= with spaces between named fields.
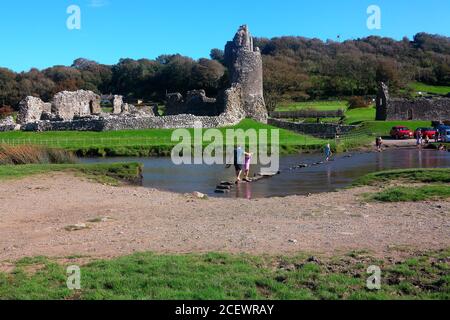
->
xmin=0 ymin=0 xmax=448 ymax=72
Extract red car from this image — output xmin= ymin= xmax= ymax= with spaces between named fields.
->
xmin=414 ymin=127 xmax=437 ymax=139
xmin=390 ymin=126 xmax=413 ymax=139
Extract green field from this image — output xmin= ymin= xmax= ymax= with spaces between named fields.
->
xmin=409 ymin=82 xmax=450 ymax=96
xmin=0 ymin=119 xmax=329 ymax=156
xmin=0 ymin=163 xmax=142 ymax=185
xmin=276 ymin=100 xmax=348 ymax=112
xmin=1 ymin=249 xmax=448 ymax=300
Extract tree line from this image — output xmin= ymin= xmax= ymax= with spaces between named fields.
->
xmin=0 ymin=32 xmax=449 ymax=110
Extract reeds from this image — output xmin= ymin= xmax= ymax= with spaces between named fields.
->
xmin=0 ymin=145 xmax=77 ymax=165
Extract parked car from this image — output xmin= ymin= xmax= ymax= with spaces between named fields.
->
xmin=438 ymin=126 xmax=450 ymax=142
xmin=390 ymin=126 xmax=413 ymax=139
xmin=414 ymin=127 xmax=437 ymax=139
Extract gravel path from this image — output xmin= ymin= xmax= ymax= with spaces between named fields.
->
xmin=0 ymin=173 xmax=448 ymax=262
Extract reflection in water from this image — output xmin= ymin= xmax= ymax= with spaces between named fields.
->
xmin=82 ymin=148 xmax=450 ymax=199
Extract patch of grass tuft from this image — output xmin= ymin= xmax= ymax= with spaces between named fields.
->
xmin=369 ymin=185 xmax=450 ymax=202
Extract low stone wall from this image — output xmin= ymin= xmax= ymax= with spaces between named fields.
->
xmin=268 ymin=118 xmax=357 ymax=138
xmin=20 ymin=111 xmax=243 ymax=132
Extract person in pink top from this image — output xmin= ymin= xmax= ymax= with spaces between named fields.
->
xmin=243 ymin=151 xmax=253 ymax=182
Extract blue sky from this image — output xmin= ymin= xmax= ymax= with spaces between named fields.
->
xmin=0 ymin=0 xmax=448 ymax=72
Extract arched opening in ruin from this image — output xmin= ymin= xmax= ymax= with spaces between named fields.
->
xmin=407 ymin=108 xmax=414 ymax=120
xmin=89 ymin=100 xmax=94 ymax=114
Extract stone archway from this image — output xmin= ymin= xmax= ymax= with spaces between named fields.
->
xmin=407 ymin=108 xmax=413 ymax=120
xmin=89 ymin=100 xmax=94 ymax=114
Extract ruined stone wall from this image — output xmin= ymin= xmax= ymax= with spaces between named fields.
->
xmin=112 ymin=95 xmax=123 ymax=114
xmin=17 ymin=96 xmax=51 ymax=124
xmin=386 ymin=98 xmax=450 ymax=121
xmin=165 ymin=90 xmax=222 ymax=116
xmin=52 ymin=90 xmax=101 ymax=121
xmin=376 ymin=82 xmax=450 ymax=121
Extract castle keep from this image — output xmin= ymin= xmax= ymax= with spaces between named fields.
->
xmin=0 ymin=25 xmax=268 ymax=132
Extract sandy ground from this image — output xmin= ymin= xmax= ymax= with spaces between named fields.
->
xmin=0 ymin=173 xmax=449 ymax=262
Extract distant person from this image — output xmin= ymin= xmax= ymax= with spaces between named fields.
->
xmin=243 ymin=151 xmax=253 ymax=182
xmin=438 ymin=144 xmax=447 ymax=151
xmin=424 ymin=135 xmax=430 ymax=145
xmin=233 ymin=146 xmax=244 ymax=183
xmin=324 ymin=143 xmax=333 ymax=162
xmin=416 ymin=130 xmax=423 ymax=148
xmin=375 ymin=137 xmax=383 ymax=152
xmin=435 ymin=132 xmax=440 ymax=143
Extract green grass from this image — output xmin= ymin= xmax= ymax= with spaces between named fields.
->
xmin=276 ymin=100 xmax=348 ymax=112
xmin=344 ymin=107 xmax=376 ymax=125
xmin=1 ymin=249 xmax=449 ymax=300
xmin=0 ymin=163 xmax=142 ymax=185
xmin=0 ymin=119 xmax=329 ymax=156
xmin=275 ymin=100 xmax=375 ymax=125
xmin=409 ymin=82 xmax=450 ymax=96
xmin=369 ymin=185 xmax=450 ymax=202
xmin=353 ymin=168 xmax=450 ymax=186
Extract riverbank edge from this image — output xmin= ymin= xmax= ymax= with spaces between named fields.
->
xmin=0 ymin=162 xmax=143 ymax=185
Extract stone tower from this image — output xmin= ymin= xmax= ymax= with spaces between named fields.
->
xmin=376 ymin=82 xmax=390 ymax=121
xmin=224 ymin=25 xmax=268 ymax=123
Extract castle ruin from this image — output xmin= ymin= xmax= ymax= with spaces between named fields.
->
xmin=376 ymin=82 xmax=450 ymax=121
xmin=0 ymin=25 xmax=268 ymax=132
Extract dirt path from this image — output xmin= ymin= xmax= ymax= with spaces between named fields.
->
xmin=0 ymin=173 xmax=449 ymax=262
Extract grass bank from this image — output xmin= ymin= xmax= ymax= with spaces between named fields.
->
xmin=368 ymin=185 xmax=450 ymax=202
xmin=353 ymin=168 xmax=450 ymax=186
xmin=0 ymin=163 xmax=143 ymax=185
xmin=409 ymin=82 xmax=450 ymax=96
xmin=355 ymin=168 xmax=450 ymax=203
xmin=0 ymin=145 xmax=77 ymax=165
xmin=0 ymin=249 xmax=448 ymax=300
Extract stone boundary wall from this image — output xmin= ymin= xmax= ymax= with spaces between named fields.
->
xmin=268 ymin=118 xmax=357 ymax=138
xmin=21 ymin=113 xmax=244 ymax=132
xmin=376 ymin=82 xmax=450 ymax=121
xmin=386 ymin=97 xmax=450 ymax=121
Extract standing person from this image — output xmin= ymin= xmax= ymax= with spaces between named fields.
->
xmin=324 ymin=143 xmax=333 ymax=162
xmin=375 ymin=137 xmax=383 ymax=152
xmin=416 ymin=129 xmax=423 ymax=148
xmin=233 ymin=146 xmax=244 ymax=183
xmin=243 ymin=151 xmax=253 ymax=182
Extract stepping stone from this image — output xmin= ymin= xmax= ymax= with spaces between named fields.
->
xmin=215 ymin=189 xmax=230 ymax=194
xmin=216 ymin=185 xmax=232 ymax=190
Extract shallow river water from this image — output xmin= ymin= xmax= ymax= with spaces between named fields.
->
xmin=82 ymin=148 xmax=450 ymax=199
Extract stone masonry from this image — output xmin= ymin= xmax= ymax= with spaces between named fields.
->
xmin=51 ymin=90 xmax=101 ymax=121
xmin=376 ymin=82 xmax=450 ymax=121
xmin=165 ymin=25 xmax=268 ymax=123
xmin=224 ymin=25 xmax=267 ymax=123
